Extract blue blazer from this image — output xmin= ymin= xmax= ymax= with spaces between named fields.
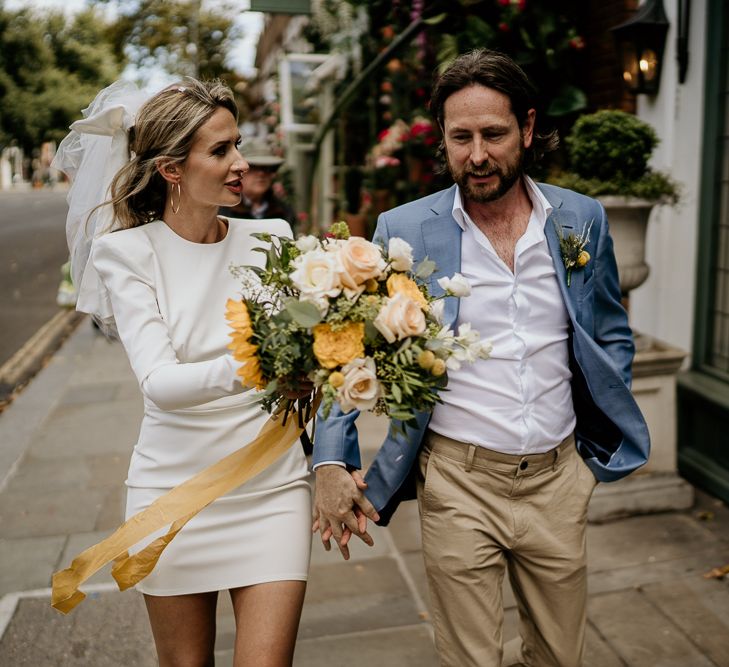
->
xmin=313 ymin=183 xmax=650 ymax=525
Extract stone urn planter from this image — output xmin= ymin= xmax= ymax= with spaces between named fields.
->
xmin=599 ymin=195 xmax=655 ymax=296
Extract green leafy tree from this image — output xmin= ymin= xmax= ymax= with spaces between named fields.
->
xmin=0 ymin=7 xmax=122 ymax=152
xmin=97 ymin=0 xmax=242 ymax=81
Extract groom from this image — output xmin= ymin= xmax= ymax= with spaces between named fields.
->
xmin=312 ymin=49 xmax=649 ymax=667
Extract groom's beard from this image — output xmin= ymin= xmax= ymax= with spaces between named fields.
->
xmin=447 ymin=142 xmax=525 ymax=204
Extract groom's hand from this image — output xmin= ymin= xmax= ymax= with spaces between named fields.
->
xmin=313 ymin=465 xmax=379 ymax=560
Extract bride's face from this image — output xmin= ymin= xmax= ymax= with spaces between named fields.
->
xmin=178 ymin=106 xmax=248 ymax=208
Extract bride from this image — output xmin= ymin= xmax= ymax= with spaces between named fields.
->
xmin=55 ymin=78 xmax=312 ymax=666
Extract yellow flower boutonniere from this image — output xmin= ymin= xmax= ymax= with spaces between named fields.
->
xmin=555 ymin=219 xmax=593 ymax=287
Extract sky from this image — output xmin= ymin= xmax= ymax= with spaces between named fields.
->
xmin=5 ymin=0 xmax=265 ymax=79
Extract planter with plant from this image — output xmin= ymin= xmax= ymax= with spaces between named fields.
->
xmin=549 ymin=109 xmax=680 ymax=296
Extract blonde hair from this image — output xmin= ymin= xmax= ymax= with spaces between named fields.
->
xmin=108 ymin=78 xmax=238 ymax=229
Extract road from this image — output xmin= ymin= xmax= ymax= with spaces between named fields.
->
xmin=0 ymin=189 xmax=70 ymax=367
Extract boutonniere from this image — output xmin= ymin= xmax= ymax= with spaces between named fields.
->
xmin=554 ymin=219 xmax=593 ymax=287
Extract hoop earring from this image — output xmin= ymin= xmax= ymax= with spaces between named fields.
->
xmin=170 ymin=182 xmax=181 ymax=214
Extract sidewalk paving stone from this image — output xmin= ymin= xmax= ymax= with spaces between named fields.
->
xmin=0 ymin=536 xmax=66 ymax=597
xmin=0 ymin=591 xmax=155 ymax=667
xmin=641 ymin=578 xmax=729 ymax=667
xmin=0 ymin=486 xmax=108 ymax=538
xmin=293 ymin=625 xmax=439 ymax=666
xmin=299 ymin=557 xmax=423 ymax=639
xmin=587 ymin=588 xmax=718 ymax=667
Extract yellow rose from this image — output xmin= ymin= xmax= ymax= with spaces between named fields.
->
xmin=313 ymin=322 xmax=365 ymax=369
xmin=386 ymin=273 xmax=428 ymax=310
xmin=577 ymin=250 xmax=591 ymax=267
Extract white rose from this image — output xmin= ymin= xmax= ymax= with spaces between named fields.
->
xmin=437 ymin=273 xmax=472 ymax=297
xmin=295 ymin=235 xmax=320 ymax=253
xmin=339 ymin=237 xmax=387 ymax=295
xmin=388 ymin=237 xmax=414 ymax=272
xmin=337 ymin=357 xmax=381 ymax=413
xmin=373 ymin=292 xmax=427 ymax=343
xmin=290 ymin=249 xmax=342 ymax=299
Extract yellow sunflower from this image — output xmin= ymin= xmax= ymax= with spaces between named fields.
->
xmin=225 ymin=299 xmax=266 ymax=390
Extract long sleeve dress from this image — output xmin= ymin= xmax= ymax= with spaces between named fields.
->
xmin=91 ymin=217 xmax=311 ymax=595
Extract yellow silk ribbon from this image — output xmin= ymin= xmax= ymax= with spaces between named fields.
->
xmin=51 ymin=398 xmax=316 ymax=614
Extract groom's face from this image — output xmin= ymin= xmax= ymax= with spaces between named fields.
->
xmin=442 ymin=84 xmax=535 ymax=204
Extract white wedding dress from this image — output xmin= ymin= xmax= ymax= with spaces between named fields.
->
xmin=91 ymin=216 xmax=311 ymax=595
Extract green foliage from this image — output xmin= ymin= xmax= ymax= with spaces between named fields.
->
xmin=0 ymin=7 xmax=122 ymax=152
xmin=550 ymin=110 xmax=680 ymax=203
xmin=548 ymin=170 xmax=680 ymax=205
xmin=566 ymin=110 xmax=658 ymax=181
xmin=99 ymin=0 xmax=241 ymax=80
xmin=432 ymin=1 xmax=588 ymax=118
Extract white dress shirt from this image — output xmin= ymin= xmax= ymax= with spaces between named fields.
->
xmin=428 ymin=177 xmax=576 ymax=454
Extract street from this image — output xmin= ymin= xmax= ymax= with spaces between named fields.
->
xmin=0 ymin=189 xmax=70 ymax=368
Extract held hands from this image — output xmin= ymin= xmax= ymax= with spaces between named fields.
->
xmin=312 ymin=466 xmax=380 ymax=560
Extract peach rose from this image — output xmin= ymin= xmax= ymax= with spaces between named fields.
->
xmin=337 ymin=357 xmax=381 ymax=413
xmin=338 ymin=237 xmax=386 ymax=296
xmin=373 ymin=292 xmax=427 ymax=343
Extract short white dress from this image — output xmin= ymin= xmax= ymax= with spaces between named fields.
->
xmin=92 ymin=217 xmax=311 ymax=596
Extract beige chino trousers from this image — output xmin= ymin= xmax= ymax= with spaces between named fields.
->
xmin=417 ymin=430 xmax=598 ymax=667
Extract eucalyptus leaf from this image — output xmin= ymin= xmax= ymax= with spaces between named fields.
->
xmin=284 ymin=299 xmax=322 ymax=327
xmin=262 ymin=379 xmax=279 ymax=396
xmin=390 ymin=410 xmax=415 ymax=421
xmin=364 ymin=320 xmax=380 ymax=343
xmin=415 ymin=257 xmax=437 ymax=279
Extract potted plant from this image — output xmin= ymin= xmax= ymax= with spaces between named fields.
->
xmin=549 ymin=109 xmax=680 ymax=297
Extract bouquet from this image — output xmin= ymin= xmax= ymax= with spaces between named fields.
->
xmin=225 ymin=223 xmax=491 ymax=429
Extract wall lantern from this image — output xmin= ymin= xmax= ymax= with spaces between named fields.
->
xmin=611 ymin=0 xmax=670 ymax=95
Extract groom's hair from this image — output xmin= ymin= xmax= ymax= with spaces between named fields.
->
xmin=430 ymin=49 xmax=558 ymax=169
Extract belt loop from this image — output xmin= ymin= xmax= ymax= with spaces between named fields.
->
xmin=464 ymin=444 xmax=476 ymax=473
xmin=552 ymin=447 xmax=559 ymax=472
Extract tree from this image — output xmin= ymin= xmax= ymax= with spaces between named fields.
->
xmin=97 ymin=0 xmax=243 ymax=81
xmin=0 ymin=7 xmax=122 ymax=152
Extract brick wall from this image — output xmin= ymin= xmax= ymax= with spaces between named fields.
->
xmin=580 ymin=0 xmax=638 ymax=113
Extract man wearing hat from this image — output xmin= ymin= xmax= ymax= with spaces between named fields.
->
xmin=220 ymin=137 xmax=296 ymax=225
